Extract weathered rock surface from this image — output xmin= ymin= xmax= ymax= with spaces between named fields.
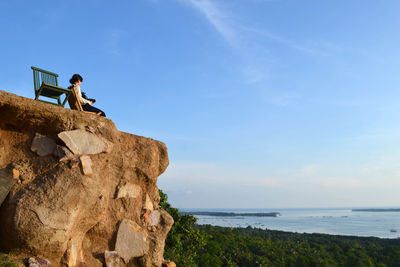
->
xmin=0 ymin=91 xmax=171 ymax=267
xmin=80 ymin=155 xmax=93 ymax=175
xmin=149 ymin=210 xmax=161 ymax=227
xmin=144 ymin=194 xmax=154 ymax=211
xmin=117 ymin=183 xmax=142 ymax=199
xmin=30 ymin=132 xmax=56 ymax=156
xmin=162 ymin=261 xmax=176 ymax=267
xmin=12 ymin=168 xmax=20 ymax=179
xmin=28 ymin=256 xmax=50 ymax=267
xmin=58 ymin=129 xmax=108 ymax=155
xmin=148 ymin=210 xmax=174 ymax=266
xmin=53 ymin=145 xmax=73 ymax=161
xmin=105 ymin=251 xmax=122 ymax=267
xmin=0 ymin=168 xmax=15 ymax=206
xmin=115 ymin=219 xmax=149 ymax=262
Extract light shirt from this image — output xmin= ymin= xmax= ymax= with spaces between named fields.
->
xmin=74 ymin=84 xmax=91 ymax=105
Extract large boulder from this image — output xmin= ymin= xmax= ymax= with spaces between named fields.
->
xmin=0 ymin=91 xmax=172 ymax=267
xmin=58 ymin=129 xmax=108 ymax=155
xmin=115 ymin=219 xmax=149 ymax=262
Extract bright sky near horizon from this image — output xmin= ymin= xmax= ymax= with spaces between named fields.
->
xmin=2 ymin=0 xmax=400 ymax=209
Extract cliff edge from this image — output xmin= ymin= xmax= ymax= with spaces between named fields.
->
xmin=0 ymin=91 xmax=174 ymax=266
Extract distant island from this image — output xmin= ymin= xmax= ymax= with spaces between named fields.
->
xmin=182 ymin=211 xmax=281 ymax=217
xmin=352 ymin=208 xmax=400 ymax=212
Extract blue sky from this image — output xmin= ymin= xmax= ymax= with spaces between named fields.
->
xmin=2 ymin=0 xmax=400 ymax=208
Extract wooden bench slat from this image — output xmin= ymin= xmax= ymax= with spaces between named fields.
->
xmin=31 ymin=66 xmax=71 ymax=107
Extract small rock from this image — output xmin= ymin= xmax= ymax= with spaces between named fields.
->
xmin=28 ymin=256 xmax=50 ymax=267
xmin=69 ymin=157 xmax=80 ymax=168
xmin=103 ymin=139 xmax=114 ymax=153
xmin=58 ymin=129 xmax=107 ymax=155
xmin=53 ymin=145 xmax=73 ymax=161
xmin=115 ymin=219 xmax=149 ymax=262
xmin=85 ymin=125 xmax=97 ymax=134
xmin=162 ymin=260 xmax=177 ymax=267
xmin=148 ymin=210 xmax=161 ymax=226
xmin=30 ymin=133 xmax=56 ymax=156
xmin=144 ymin=194 xmax=154 ymax=211
xmin=142 ymin=208 xmax=151 ymax=215
xmin=12 ymin=168 xmax=20 ymax=179
xmin=80 ymin=155 xmax=93 ymax=175
xmin=147 ymin=225 xmax=157 ymax=232
xmin=142 ymin=213 xmax=149 ymax=225
xmin=141 ymin=209 xmax=151 ymax=225
xmin=105 ymin=251 xmax=122 ymax=267
xmin=116 ymin=183 xmax=141 ymax=199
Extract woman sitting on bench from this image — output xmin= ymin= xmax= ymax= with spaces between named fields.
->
xmin=69 ymin=74 xmax=106 ymax=117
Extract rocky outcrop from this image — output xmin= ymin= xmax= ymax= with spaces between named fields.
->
xmin=0 ymin=91 xmax=173 ymax=266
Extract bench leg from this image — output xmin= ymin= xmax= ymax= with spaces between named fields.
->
xmin=62 ymin=92 xmax=72 ymax=107
xmin=35 ymin=89 xmax=43 ymax=100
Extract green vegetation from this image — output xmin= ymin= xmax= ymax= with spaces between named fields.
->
xmin=160 ymin=190 xmax=400 ymax=267
xmin=194 ymin=225 xmax=400 ymax=267
xmin=0 ymin=253 xmax=20 ymax=267
xmin=159 ymin=190 xmax=207 ymax=266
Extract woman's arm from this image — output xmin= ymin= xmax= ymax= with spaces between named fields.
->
xmin=75 ymin=85 xmax=92 ymax=105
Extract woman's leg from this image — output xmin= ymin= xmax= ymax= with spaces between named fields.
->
xmin=82 ymin=104 xmax=106 ymax=117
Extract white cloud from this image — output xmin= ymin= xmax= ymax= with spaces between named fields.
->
xmin=177 ymin=0 xmax=338 ymax=84
xmin=104 ymin=29 xmax=125 ymax=56
xmin=181 ymin=0 xmax=269 ymax=82
xmin=184 ymin=0 xmax=238 ymax=47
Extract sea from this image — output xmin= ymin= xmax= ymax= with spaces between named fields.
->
xmin=181 ymin=207 xmax=400 ymax=239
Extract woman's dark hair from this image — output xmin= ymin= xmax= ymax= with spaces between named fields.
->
xmin=69 ymin=74 xmax=83 ymax=84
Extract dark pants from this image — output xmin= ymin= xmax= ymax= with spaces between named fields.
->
xmin=82 ymin=104 xmax=106 ymax=117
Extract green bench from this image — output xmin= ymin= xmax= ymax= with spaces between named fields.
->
xmin=31 ymin=66 xmax=72 ymax=107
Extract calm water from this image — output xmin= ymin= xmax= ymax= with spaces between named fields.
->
xmin=182 ymin=208 xmax=400 ymax=239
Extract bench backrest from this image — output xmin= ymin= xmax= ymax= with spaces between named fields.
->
xmin=67 ymin=86 xmax=100 ymax=115
xmin=31 ymin=66 xmax=59 ymax=92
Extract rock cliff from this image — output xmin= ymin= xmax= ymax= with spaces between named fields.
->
xmin=0 ymin=91 xmax=173 ymax=266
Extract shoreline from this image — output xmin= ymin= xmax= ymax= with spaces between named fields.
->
xmin=352 ymin=208 xmax=400 ymax=212
xmin=182 ymin=211 xmax=281 ymax=217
